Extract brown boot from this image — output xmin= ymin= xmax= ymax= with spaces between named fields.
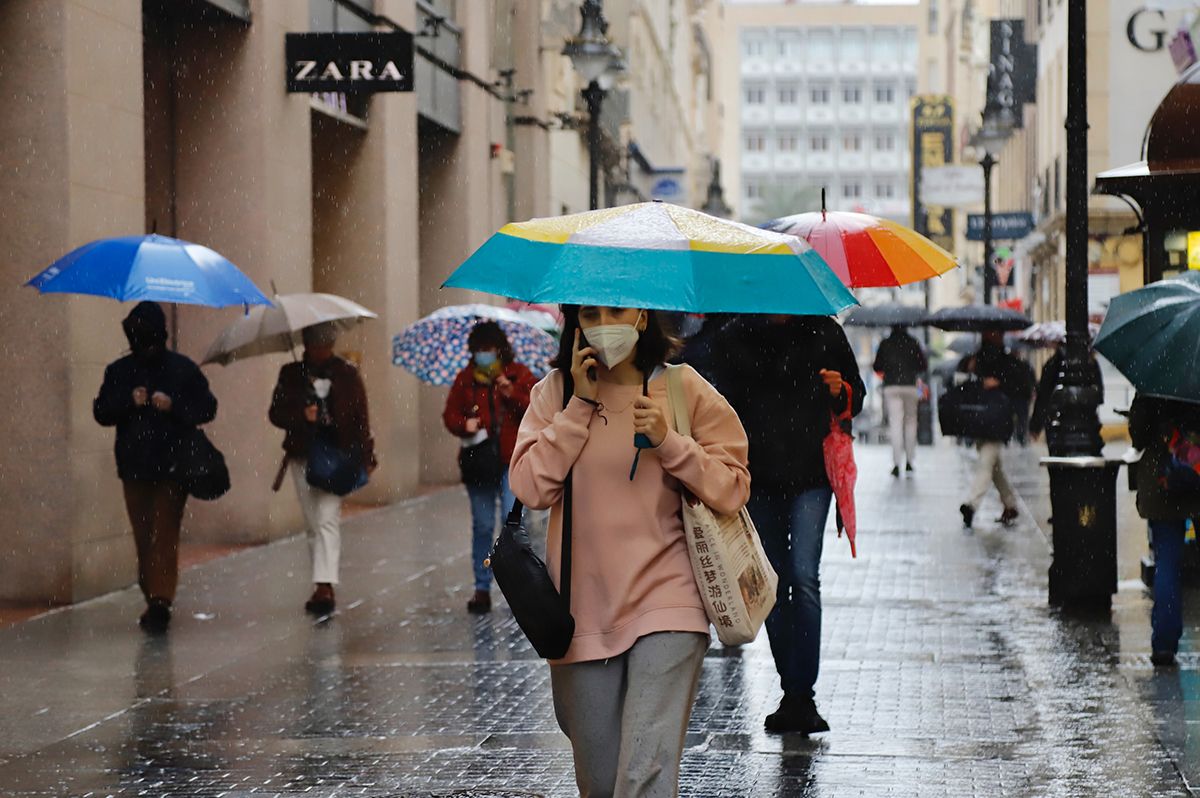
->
xmin=467 ymin=589 xmax=491 ymax=614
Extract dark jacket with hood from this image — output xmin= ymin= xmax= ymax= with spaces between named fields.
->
xmin=1130 ymin=393 xmax=1200 ymax=522
xmin=697 ymin=315 xmax=865 ymax=494
xmin=958 ymin=343 xmax=1035 ymax=403
xmin=269 ymin=356 xmax=376 ymax=470
xmin=93 ymin=302 xmax=218 ymax=482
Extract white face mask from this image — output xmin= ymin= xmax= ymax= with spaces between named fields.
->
xmin=584 ymin=313 xmax=643 ymax=369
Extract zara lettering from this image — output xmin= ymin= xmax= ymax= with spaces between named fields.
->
xmin=293 ymin=60 xmax=406 ymax=82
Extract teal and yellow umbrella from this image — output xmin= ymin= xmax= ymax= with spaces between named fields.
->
xmin=442 ymin=202 xmax=857 ymax=315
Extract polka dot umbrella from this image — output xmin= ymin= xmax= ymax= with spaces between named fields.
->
xmin=393 ymin=304 xmax=560 ymax=386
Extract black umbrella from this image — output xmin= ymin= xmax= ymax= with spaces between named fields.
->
xmin=843 ymin=303 xmax=927 ymax=328
xmin=925 ymin=305 xmax=1032 ymax=332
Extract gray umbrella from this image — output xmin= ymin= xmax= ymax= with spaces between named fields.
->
xmin=843 ymin=303 xmax=928 ymax=328
xmin=925 ymin=305 xmax=1032 ymax=332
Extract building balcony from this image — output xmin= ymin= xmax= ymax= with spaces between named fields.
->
xmin=869 ymin=153 xmax=902 ymax=170
xmin=807 ymin=153 xmax=836 ymax=171
xmin=837 ymin=153 xmax=868 ymax=171
xmin=869 ymin=106 xmax=901 ymax=124
xmin=742 ymin=153 xmax=772 ymax=172
xmin=774 ymin=60 xmax=804 ymax=75
xmin=773 ymin=106 xmax=804 ymax=124
xmin=839 ymin=60 xmax=868 ymax=75
xmin=806 ymin=107 xmax=836 ymax=124
xmin=741 ymin=107 xmax=771 ymax=125
xmin=741 ymin=60 xmax=772 ymax=76
xmin=775 ymin=154 xmax=804 ymax=171
xmin=838 ymin=105 xmax=868 ymax=124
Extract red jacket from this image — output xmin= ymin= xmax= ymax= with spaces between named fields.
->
xmin=442 ymin=362 xmax=536 ymax=464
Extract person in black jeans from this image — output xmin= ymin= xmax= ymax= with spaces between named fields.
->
xmin=94 ymin=302 xmax=217 ymax=633
xmin=696 ymin=315 xmax=865 ymax=735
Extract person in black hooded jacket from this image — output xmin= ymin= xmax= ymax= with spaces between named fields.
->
xmin=696 ymin=314 xmax=865 ymax=736
xmin=94 ymin=301 xmax=217 ymax=633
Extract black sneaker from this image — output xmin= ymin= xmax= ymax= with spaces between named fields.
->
xmin=905 ymin=463 xmax=914 ymax=473
xmin=960 ymin=504 xmax=975 ymax=528
xmin=764 ymin=693 xmax=830 ymax=735
xmin=998 ymin=507 xmax=1019 ymax=526
xmin=139 ymin=599 xmax=171 ymax=634
xmin=890 ymin=466 xmax=900 ymax=478
xmin=305 ymin=585 xmax=336 ymax=616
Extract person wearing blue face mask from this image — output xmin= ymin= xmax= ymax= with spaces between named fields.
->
xmin=443 ymin=321 xmax=538 ymax=613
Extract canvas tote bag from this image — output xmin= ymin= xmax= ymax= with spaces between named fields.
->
xmin=665 ymin=365 xmax=778 ymax=645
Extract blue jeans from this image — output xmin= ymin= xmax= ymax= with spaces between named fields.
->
xmin=466 ymin=469 xmax=515 ymax=591
xmin=749 ymin=487 xmax=833 ymax=699
xmin=1150 ymin=519 xmax=1188 ymax=655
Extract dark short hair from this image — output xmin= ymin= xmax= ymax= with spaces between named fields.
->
xmin=467 ymin=320 xmax=515 ymax=363
xmin=551 ymin=305 xmax=679 ymax=374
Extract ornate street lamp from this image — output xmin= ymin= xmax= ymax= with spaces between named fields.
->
xmin=701 ymin=158 xmax=732 ymax=218
xmin=971 ymin=96 xmax=1015 ymax=305
xmin=1043 ymin=0 xmax=1115 ymax=612
xmin=563 ymin=0 xmax=623 ymax=211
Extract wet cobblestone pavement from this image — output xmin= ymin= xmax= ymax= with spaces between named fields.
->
xmin=1 ymin=443 xmax=1197 ymax=796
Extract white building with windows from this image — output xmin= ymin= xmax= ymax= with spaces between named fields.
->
xmin=717 ymin=1 xmax=921 ymax=224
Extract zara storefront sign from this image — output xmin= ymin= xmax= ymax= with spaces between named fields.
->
xmin=286 ymin=32 xmax=414 ymax=93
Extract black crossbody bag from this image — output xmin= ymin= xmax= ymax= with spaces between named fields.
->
xmin=486 ymin=376 xmax=575 ymax=659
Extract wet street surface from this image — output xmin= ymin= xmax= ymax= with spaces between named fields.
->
xmin=1 ymin=443 xmax=1197 ymax=797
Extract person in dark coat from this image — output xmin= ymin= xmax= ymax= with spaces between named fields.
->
xmin=94 ymin=301 xmax=217 ymax=633
xmin=702 ymin=315 xmax=865 ymax=735
xmin=1129 ymin=393 xmax=1200 ymax=667
xmin=442 ymin=321 xmax=537 ymax=614
xmin=956 ymin=330 xmax=1030 ymax=527
xmin=1028 ymin=346 xmax=1104 ymax=442
xmin=872 ymin=325 xmax=927 ymax=476
xmin=269 ymin=322 xmax=376 ymax=616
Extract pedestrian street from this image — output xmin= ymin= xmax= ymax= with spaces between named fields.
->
xmin=0 ymin=443 xmax=1196 ymax=797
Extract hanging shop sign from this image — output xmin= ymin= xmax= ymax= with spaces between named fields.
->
xmin=966 ymin=212 xmax=1035 ymax=241
xmin=920 ymin=165 xmax=985 ymax=207
xmin=1188 ymin=231 xmax=1200 ymax=270
xmin=911 ymin=95 xmax=955 ymax=254
xmin=988 ymin=20 xmax=1036 ymax=128
xmin=286 ymin=32 xmax=414 ymax=93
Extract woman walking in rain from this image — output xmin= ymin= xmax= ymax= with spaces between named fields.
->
xmin=442 ymin=321 xmax=537 ymax=614
xmin=509 ymin=305 xmax=750 ymax=797
xmin=1129 ymin=393 xmax=1200 ymax=667
xmin=94 ymin=301 xmax=217 ymax=634
xmin=269 ymin=322 xmax=375 ymax=616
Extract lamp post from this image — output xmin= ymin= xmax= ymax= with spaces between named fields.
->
xmin=563 ymin=0 xmax=623 ymax=211
xmin=971 ymin=99 xmax=1014 ymax=305
xmin=701 ymin=158 xmax=732 ymax=218
xmin=1042 ymin=0 xmax=1116 ymax=612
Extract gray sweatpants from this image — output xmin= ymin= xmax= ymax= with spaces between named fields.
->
xmin=550 ymin=631 xmax=708 ymax=798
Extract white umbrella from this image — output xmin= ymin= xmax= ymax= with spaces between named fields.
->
xmin=202 ymin=292 xmax=377 ymax=365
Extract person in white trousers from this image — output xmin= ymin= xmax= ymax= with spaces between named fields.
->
xmin=872 ymin=326 xmax=927 ymax=477
xmin=270 ymin=323 xmax=376 ymax=615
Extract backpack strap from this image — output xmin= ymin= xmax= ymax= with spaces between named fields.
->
xmin=666 ymin=364 xmax=691 ymax=438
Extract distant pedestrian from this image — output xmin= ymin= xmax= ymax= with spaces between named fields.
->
xmin=1129 ymin=393 xmax=1200 ymax=668
xmin=957 ymin=330 xmax=1025 ymax=527
xmin=510 ymin=305 xmax=750 ymax=796
xmin=94 ymin=301 xmax=217 ymax=634
xmin=269 ymin=322 xmax=375 ymax=616
xmin=442 ymin=321 xmax=536 ymax=614
xmin=1029 ymin=346 xmax=1104 ymax=443
xmin=872 ymin=325 xmax=927 ymax=476
xmin=705 ymin=315 xmax=865 ymax=736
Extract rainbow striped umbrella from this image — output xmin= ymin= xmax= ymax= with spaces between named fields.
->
xmin=763 ymin=198 xmax=957 ymax=288
xmin=442 ymin=202 xmax=857 ymax=316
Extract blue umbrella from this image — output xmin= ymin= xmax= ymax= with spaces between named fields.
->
xmin=442 ymin=203 xmax=857 ymax=315
xmin=1094 ymin=271 xmax=1200 ymax=404
xmin=25 ymin=234 xmax=272 ymax=309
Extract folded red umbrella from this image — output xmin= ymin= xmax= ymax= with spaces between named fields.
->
xmin=823 ymin=385 xmax=858 ymax=558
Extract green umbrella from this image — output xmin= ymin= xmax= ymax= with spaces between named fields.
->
xmin=1093 ymin=271 xmax=1200 ymax=404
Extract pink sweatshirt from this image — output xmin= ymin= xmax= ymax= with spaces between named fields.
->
xmin=509 ymin=365 xmax=751 ymax=665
